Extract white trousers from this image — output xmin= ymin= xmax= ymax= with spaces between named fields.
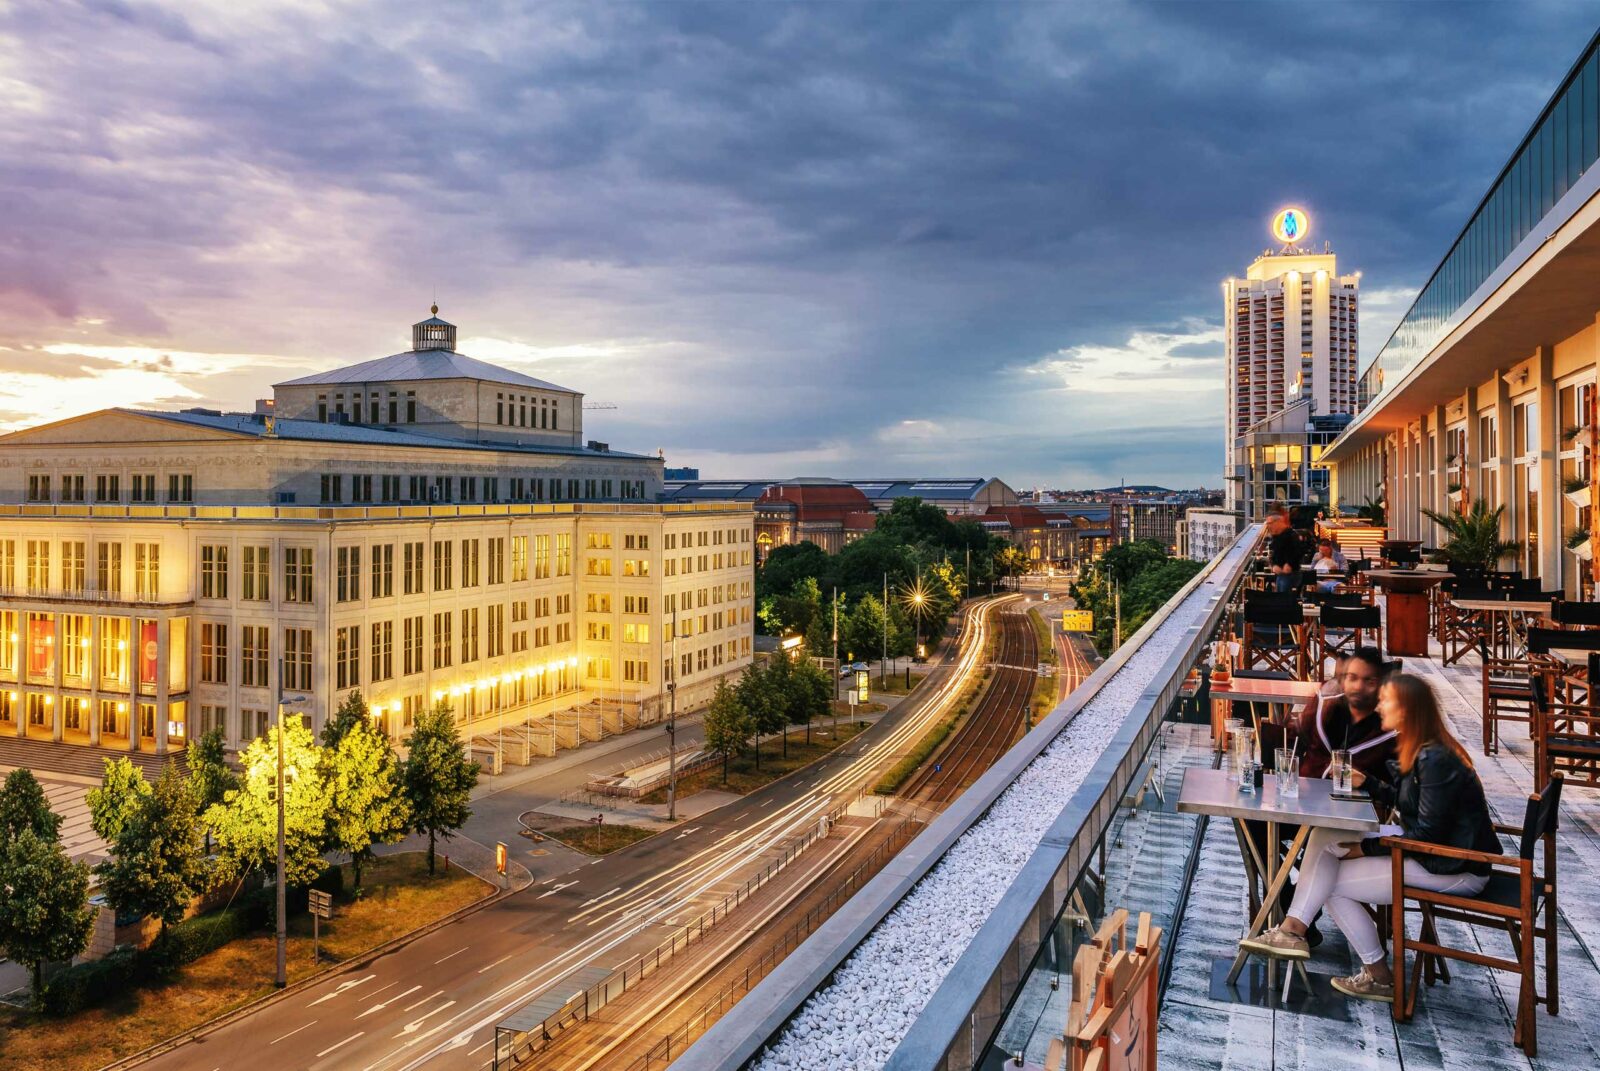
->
xmin=1285 ymin=826 xmax=1489 ymax=964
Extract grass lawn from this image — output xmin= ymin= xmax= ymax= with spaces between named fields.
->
xmin=0 ymin=853 xmax=491 ymax=1071
xmin=524 ymin=818 xmax=661 ymax=855
xmin=637 ymin=722 xmax=871 ymax=803
xmin=873 ymin=671 xmax=927 ymax=696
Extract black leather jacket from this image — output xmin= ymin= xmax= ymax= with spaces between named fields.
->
xmin=1359 ymin=742 xmax=1501 ymax=875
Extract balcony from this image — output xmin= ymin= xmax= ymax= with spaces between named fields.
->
xmin=0 ymin=586 xmax=193 ymax=608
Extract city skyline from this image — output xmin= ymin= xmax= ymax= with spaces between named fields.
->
xmin=2 ymin=2 xmax=1595 ymax=487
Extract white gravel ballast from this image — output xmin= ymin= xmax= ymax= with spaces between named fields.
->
xmin=751 ymin=591 xmax=1214 ymax=1071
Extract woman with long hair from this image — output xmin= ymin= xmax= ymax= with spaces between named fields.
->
xmin=1241 ymin=672 xmax=1501 ymax=1001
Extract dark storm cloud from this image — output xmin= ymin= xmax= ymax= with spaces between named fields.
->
xmin=0 ymin=1 xmax=1595 ymax=485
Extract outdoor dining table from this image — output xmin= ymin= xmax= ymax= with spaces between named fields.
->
xmin=1177 ymin=766 xmax=1382 ymax=1001
xmin=1451 ymin=596 xmax=1554 ymax=659
xmin=1204 ymin=677 xmax=1322 ymax=749
xmin=1363 ymin=569 xmax=1452 ymax=657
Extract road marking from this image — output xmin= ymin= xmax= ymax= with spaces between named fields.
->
xmin=477 ymin=952 xmax=516 ymax=973
xmin=402 ymin=989 xmax=444 ymax=1012
xmin=760 ymin=799 xmax=773 ymax=808
xmin=358 ymin=984 xmax=420 ymax=1018
xmin=580 ymin=886 xmax=622 ymax=907
xmin=308 ymin=973 xmax=376 ymax=1006
xmin=316 ymin=1032 xmax=364 ymax=1058
xmin=674 ymin=825 xmax=702 ymax=840
xmin=396 ymin=999 xmax=456 ymax=1036
xmin=434 ymin=947 xmax=467 ymax=965
xmin=270 ymin=1020 xmax=316 ymax=1044
xmin=537 ymin=880 xmax=578 ymax=899
xmin=538 ymin=877 xmax=555 ymax=886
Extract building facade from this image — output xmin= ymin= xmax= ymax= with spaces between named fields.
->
xmin=1232 ymin=400 xmax=1349 ymax=522
xmin=0 ymin=312 xmax=754 ymax=760
xmin=1225 ymin=215 xmax=1360 ymax=516
xmin=1324 ymin=32 xmax=1600 ymax=596
xmin=1181 ymin=508 xmax=1243 ymax=562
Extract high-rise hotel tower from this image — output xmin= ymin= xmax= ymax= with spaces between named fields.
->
xmin=1224 ymin=209 xmax=1361 ymax=518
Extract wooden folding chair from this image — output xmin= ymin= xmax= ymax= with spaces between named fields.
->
xmin=1388 ymin=775 xmax=1562 ymax=1056
xmin=1242 ymin=600 xmax=1306 ymax=679
xmin=1534 ymin=651 xmax=1600 ymax=790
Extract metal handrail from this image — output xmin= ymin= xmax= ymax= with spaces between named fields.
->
xmin=670 ymin=525 xmax=1262 ymax=1071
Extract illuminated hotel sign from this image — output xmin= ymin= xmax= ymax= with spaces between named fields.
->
xmin=1271 ymin=207 xmax=1310 ymax=246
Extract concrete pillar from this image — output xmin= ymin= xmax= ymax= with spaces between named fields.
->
xmin=1495 ymin=372 xmax=1515 ymax=556
xmin=128 ymin=616 xmax=140 ymax=751
xmin=1537 ymin=345 xmax=1562 ymax=586
xmin=1431 ymin=405 xmax=1449 ymax=544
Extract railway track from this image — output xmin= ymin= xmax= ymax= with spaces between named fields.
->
xmin=901 ymin=606 xmax=1039 ymax=805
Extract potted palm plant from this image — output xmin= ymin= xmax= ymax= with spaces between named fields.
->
xmin=1421 ymin=499 xmax=1523 ymax=571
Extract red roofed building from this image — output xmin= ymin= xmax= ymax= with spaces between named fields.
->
xmin=754 ymin=482 xmax=876 ymax=559
xmin=983 ymin=505 xmax=1079 ymax=565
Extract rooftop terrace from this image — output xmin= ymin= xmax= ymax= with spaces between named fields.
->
xmin=673 ymin=527 xmax=1600 ymax=1071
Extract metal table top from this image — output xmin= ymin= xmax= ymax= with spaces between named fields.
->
xmin=1206 ymin=677 xmax=1322 ymax=706
xmin=1176 ymin=766 xmax=1382 ymax=832
xmin=1452 ymin=597 xmax=1553 ymax=613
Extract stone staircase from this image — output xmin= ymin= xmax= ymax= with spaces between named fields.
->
xmin=0 ymin=735 xmax=186 ymax=781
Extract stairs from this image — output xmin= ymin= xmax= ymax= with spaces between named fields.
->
xmin=0 ymin=734 xmax=186 ymax=781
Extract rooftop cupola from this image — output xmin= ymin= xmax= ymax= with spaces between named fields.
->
xmin=412 ymin=304 xmax=457 ymax=352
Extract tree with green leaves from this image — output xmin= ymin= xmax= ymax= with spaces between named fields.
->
xmin=187 ymin=727 xmax=236 ymax=854
xmin=96 ymin=764 xmax=206 ymax=937
xmin=0 ymin=768 xmax=61 ymax=843
xmin=402 ymin=703 xmax=479 ymax=875
xmin=764 ymin=653 xmax=798 ymax=757
xmin=701 ymin=680 xmax=752 ymax=783
xmin=0 ymin=829 xmax=94 ymax=1005
xmin=206 ymin=719 xmax=331 ymax=888
xmin=322 ymin=692 xmax=410 ymax=890
xmin=322 ymin=689 xmax=371 ymax=749
xmin=0 ymin=769 xmax=92 ymax=1005
xmin=790 ymin=655 xmax=833 ymax=743
xmin=88 ymin=756 xmax=151 ymax=846
xmin=736 ymin=663 xmax=783 ymax=769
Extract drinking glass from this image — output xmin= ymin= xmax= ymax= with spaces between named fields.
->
xmin=1225 ymin=718 xmax=1243 ymax=778
xmin=1276 ymin=748 xmax=1300 ymax=798
xmin=1235 ymin=728 xmax=1257 ymax=787
xmin=1332 ymin=748 xmax=1353 ymax=792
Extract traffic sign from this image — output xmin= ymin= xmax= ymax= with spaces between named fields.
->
xmin=1061 ymin=610 xmax=1094 ymax=632
xmin=308 ymin=889 xmax=333 ymax=919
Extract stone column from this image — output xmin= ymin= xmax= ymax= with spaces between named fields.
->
xmin=154 ymin=617 xmax=169 ymax=754
xmin=49 ymin=613 xmax=63 ymax=743
xmin=128 ymin=616 xmax=139 ymax=751
xmin=87 ymin=614 xmax=100 ymax=747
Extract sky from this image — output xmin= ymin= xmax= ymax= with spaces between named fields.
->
xmin=1 ymin=1 xmax=1596 ymax=490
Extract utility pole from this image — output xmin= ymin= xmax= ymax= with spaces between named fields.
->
xmin=667 ymin=606 xmax=679 ymax=821
xmin=272 ymin=660 xmax=310 ymax=990
xmin=880 ymin=572 xmax=888 ymax=690
xmin=1113 ymin=575 xmax=1122 ymax=649
xmin=275 ymin=699 xmax=286 ymax=988
xmin=831 ymin=586 xmax=840 ymax=736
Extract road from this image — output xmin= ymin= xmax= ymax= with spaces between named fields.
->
xmin=141 ymin=597 xmax=1012 ymax=1071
